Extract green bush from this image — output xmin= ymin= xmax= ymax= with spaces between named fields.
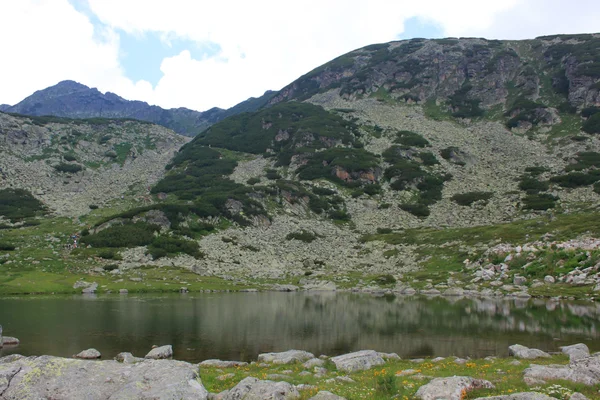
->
xmin=54 ymin=163 xmax=83 ymax=173
xmin=581 ymin=107 xmax=600 ymax=118
xmin=582 ymin=113 xmax=600 ymax=134
xmin=0 ymin=188 xmax=45 ymax=220
xmin=297 ymin=147 xmax=379 ymax=186
xmin=98 ymin=249 xmax=120 ymax=260
xmin=451 ymin=191 xmax=493 ymax=206
xmin=147 ymin=235 xmax=203 ymax=259
xmin=286 ymin=230 xmax=318 ymax=243
xmin=312 ymin=187 xmax=335 ymax=196
xmin=419 ymin=152 xmax=439 ymax=166
xmin=565 ymin=152 xmax=600 ymax=171
xmin=0 ymin=242 xmax=16 ymax=251
xmin=550 ymin=171 xmax=600 ymax=188
xmin=518 ymin=176 xmax=550 ymax=193
xmin=265 ymin=169 xmax=282 ymax=180
xmin=246 ymin=177 xmax=261 ymax=185
xmin=522 ymin=193 xmax=558 ymax=210
xmin=376 ymin=274 xmax=397 ymax=284
xmin=80 ymin=222 xmax=160 ymax=248
xmin=447 ymin=83 xmax=484 ymax=118
xmin=376 ymin=228 xmax=393 ymax=234
xmin=89 ymin=204 xmax=99 ymax=210
xmin=400 ymin=203 xmax=430 ymax=217
xmin=328 ymin=209 xmax=351 ymax=222
xmin=102 ymin=264 xmax=119 ymax=271
xmin=394 ymin=130 xmax=430 ymax=147
xmin=63 ymin=154 xmax=77 ymax=162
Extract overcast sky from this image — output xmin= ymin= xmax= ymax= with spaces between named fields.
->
xmin=0 ymin=0 xmax=598 ymax=111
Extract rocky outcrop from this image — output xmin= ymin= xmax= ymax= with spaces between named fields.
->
xmin=415 ymin=376 xmax=494 ymax=400
xmin=330 ymin=350 xmax=385 ymax=372
xmin=74 ymin=348 xmax=101 ymax=359
xmin=0 ymin=355 xmax=208 ymax=399
xmin=223 ymin=377 xmax=299 ymax=399
xmin=508 ymin=344 xmax=550 ymax=359
xmin=258 ymin=350 xmax=314 ymax=365
xmin=199 ymin=360 xmax=248 ymax=368
xmin=523 ymin=355 xmax=600 ymax=385
xmin=145 ymin=345 xmax=173 ymax=359
xmin=560 ymin=343 xmax=590 ymax=362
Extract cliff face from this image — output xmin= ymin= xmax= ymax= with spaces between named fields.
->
xmin=3 ymin=81 xmax=275 ymax=137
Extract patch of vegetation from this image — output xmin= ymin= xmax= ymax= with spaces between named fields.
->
xmin=522 ymin=193 xmax=558 ymax=210
xmin=518 ymin=176 xmax=550 ymax=193
xmin=447 ymin=83 xmax=484 ymax=118
xmin=451 ymin=191 xmax=493 ymax=206
xmin=265 ymin=169 xmax=281 ymax=180
xmin=418 ymin=152 xmax=439 ymax=166
xmin=80 ymin=222 xmax=160 ymax=248
xmin=399 ymin=203 xmax=430 ymax=217
xmin=63 ymin=154 xmax=77 ymax=162
xmin=440 ymin=147 xmax=466 ymax=166
xmin=53 ymin=163 xmax=83 ymax=173
xmin=394 ymin=130 xmax=430 ymax=147
xmin=0 ymin=188 xmax=45 ymax=221
xmin=246 ymin=177 xmax=260 ymax=185
xmin=582 ymin=113 xmax=600 ymax=134
xmin=0 ymin=242 xmax=16 ymax=251
xmin=285 ymin=230 xmax=319 ymax=243
xmin=296 ymin=147 xmax=380 ymax=186
xmin=565 ymin=152 xmax=600 ymax=171
xmin=581 ymin=107 xmax=600 ymax=119
xmin=98 ymin=249 xmax=121 ymax=260
xmin=550 ymin=171 xmax=600 ymax=188
xmin=147 ymin=235 xmax=203 ymax=259
xmin=504 ymin=96 xmax=548 ymax=129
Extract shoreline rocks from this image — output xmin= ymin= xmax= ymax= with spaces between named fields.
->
xmin=74 ymin=348 xmax=101 ymax=359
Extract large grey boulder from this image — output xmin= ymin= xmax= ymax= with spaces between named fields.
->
xmin=114 ymin=352 xmax=144 ymax=364
xmin=224 ymin=377 xmax=300 ymax=399
xmin=0 ymin=355 xmax=208 ymax=399
xmin=200 ymin=359 xmax=248 ymax=368
xmin=74 ymin=348 xmax=101 ymax=359
xmin=330 ymin=350 xmax=385 ymax=373
xmin=145 ymin=344 xmax=173 ymax=359
xmin=473 ymin=393 xmax=554 ymax=400
xmin=560 ymin=343 xmax=590 ymax=362
xmin=309 ymin=391 xmax=346 ymax=400
xmin=524 ymin=356 xmax=600 ymax=385
xmin=81 ymin=282 xmax=98 ymax=294
xmin=258 ymin=350 xmax=314 ymax=365
xmin=508 ymin=344 xmax=550 ymax=359
xmin=2 ymin=337 xmax=19 ymax=346
xmin=415 ymin=376 xmax=494 ymax=400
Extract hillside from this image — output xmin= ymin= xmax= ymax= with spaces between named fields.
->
xmin=1 ymin=34 xmax=600 ymax=297
xmin=2 ymin=80 xmax=275 ymax=136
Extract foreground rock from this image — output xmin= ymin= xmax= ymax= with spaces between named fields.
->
xmin=200 ymin=359 xmax=248 ymax=368
xmin=258 ymin=350 xmax=314 ymax=364
xmin=145 ymin=344 xmax=173 ymax=359
xmin=223 ymin=377 xmax=299 ymax=399
xmin=474 ymin=394 xmax=554 ymax=400
xmin=0 ymin=355 xmax=208 ymax=399
xmin=74 ymin=348 xmax=101 ymax=359
xmin=330 ymin=350 xmax=385 ymax=372
xmin=524 ymin=355 xmax=600 ymax=385
xmin=560 ymin=343 xmax=590 ymax=362
xmin=2 ymin=337 xmax=19 ymax=346
xmin=508 ymin=344 xmax=550 ymax=359
xmin=415 ymin=376 xmax=494 ymax=400
xmin=309 ymin=391 xmax=346 ymax=400
xmin=114 ymin=352 xmax=144 ymax=364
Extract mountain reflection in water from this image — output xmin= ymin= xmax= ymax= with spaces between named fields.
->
xmin=0 ymin=292 xmax=598 ymax=362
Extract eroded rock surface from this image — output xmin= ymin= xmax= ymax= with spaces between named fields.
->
xmin=415 ymin=376 xmax=494 ymax=400
xmin=258 ymin=350 xmax=315 ymax=365
xmin=330 ymin=350 xmax=385 ymax=372
xmin=508 ymin=344 xmax=550 ymax=359
xmin=224 ymin=377 xmax=300 ymax=399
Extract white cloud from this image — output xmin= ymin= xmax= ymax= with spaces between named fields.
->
xmin=0 ymin=0 xmax=598 ymax=111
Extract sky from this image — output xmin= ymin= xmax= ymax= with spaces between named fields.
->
xmin=0 ymin=0 xmax=598 ymax=112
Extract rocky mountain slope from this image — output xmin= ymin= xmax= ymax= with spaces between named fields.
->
xmin=1 ymin=33 xmax=600 ymax=296
xmin=2 ymin=80 xmax=275 ymax=136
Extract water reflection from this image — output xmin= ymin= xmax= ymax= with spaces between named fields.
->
xmin=0 ymin=292 xmax=598 ymax=362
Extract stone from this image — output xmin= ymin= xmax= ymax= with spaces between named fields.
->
xmin=309 ymin=390 xmax=347 ymax=399
xmin=119 ymin=289 xmax=128 ymax=294
xmin=513 ymin=276 xmax=527 ymax=285
xmin=302 ymin=358 xmax=325 ymax=369
xmin=569 ymin=394 xmax=589 ymax=400
xmin=378 ymin=352 xmax=400 ymax=360
xmin=473 ymin=394 xmax=554 ymax=400
xmin=419 ymin=289 xmax=441 ymax=295
xmin=524 ymin=356 xmax=600 ymax=385
xmin=224 ymin=377 xmax=300 ymax=399
xmin=114 ymin=352 xmax=143 ymax=364
xmin=396 ymin=369 xmax=418 ymax=376
xmin=330 ymin=350 xmax=385 ymax=373
xmin=145 ymin=344 xmax=173 ymax=359
xmin=0 ymin=355 xmax=208 ymax=399
xmin=81 ymin=282 xmax=98 ymax=294
xmin=508 ymin=344 xmax=550 ymax=359
xmin=217 ymin=373 xmax=236 ymax=381
xmin=74 ymin=348 xmax=101 ymax=359
xmin=200 ymin=359 xmax=248 ymax=368
xmin=544 ymin=275 xmax=555 ymax=284
xmin=560 ymin=343 xmax=590 ymax=362
xmin=415 ymin=376 xmax=494 ymax=400
xmin=258 ymin=350 xmax=315 ymax=364
xmin=2 ymin=337 xmax=19 ymax=346
xmin=443 ymin=287 xmax=464 ymax=296
xmin=272 ymin=284 xmax=299 ymax=292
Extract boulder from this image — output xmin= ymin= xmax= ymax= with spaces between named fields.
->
xmin=0 ymin=355 xmax=208 ymax=399
xmin=570 ymin=394 xmax=589 ymax=400
xmin=473 ymin=394 xmax=554 ymax=400
xmin=309 ymin=391 xmax=347 ymax=400
xmin=415 ymin=376 xmax=494 ymax=400
xmin=271 ymin=284 xmax=299 ymax=292
xmin=258 ymin=350 xmax=314 ymax=365
xmin=513 ymin=276 xmax=527 ymax=285
xmin=199 ymin=359 xmax=249 ymax=368
xmin=81 ymin=282 xmax=98 ymax=294
xmin=114 ymin=352 xmax=143 ymax=364
xmin=560 ymin=343 xmax=590 ymax=362
xmin=330 ymin=350 xmax=385 ymax=372
xmin=2 ymin=337 xmax=19 ymax=346
xmin=508 ymin=344 xmax=550 ymax=359
xmin=302 ymin=358 xmax=325 ymax=369
xmin=145 ymin=344 xmax=173 ymax=359
xmin=224 ymin=377 xmax=300 ymax=399
xmin=119 ymin=289 xmax=128 ymax=294
xmin=443 ymin=287 xmax=464 ymax=296
xmin=524 ymin=356 xmax=600 ymax=385
xmin=544 ymin=275 xmax=555 ymax=284
xmin=74 ymin=348 xmax=101 ymax=359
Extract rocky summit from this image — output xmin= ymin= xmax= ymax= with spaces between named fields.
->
xmin=0 ymin=33 xmax=600 ymax=298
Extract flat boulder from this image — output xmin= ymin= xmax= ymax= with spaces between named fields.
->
xmin=74 ymin=348 xmax=101 ymax=359
xmin=224 ymin=377 xmax=299 ymax=399
xmin=258 ymin=350 xmax=314 ymax=365
xmin=524 ymin=356 xmax=600 ymax=385
xmin=508 ymin=344 xmax=550 ymax=359
xmin=330 ymin=350 xmax=385 ymax=373
xmin=415 ymin=376 xmax=494 ymax=400
xmin=200 ymin=359 xmax=248 ymax=368
xmin=115 ymin=352 xmax=144 ymax=364
xmin=560 ymin=343 xmax=590 ymax=362
xmin=2 ymin=337 xmax=19 ymax=346
xmin=309 ymin=391 xmax=346 ymax=400
xmin=473 ymin=393 xmax=554 ymax=400
xmin=0 ymin=355 xmax=208 ymax=399
xmin=302 ymin=358 xmax=325 ymax=369
xmin=145 ymin=344 xmax=173 ymax=359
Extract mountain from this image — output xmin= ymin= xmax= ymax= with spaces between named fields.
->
xmin=2 ymin=80 xmax=275 ymax=136
xmin=2 ymin=33 xmax=600 ymax=297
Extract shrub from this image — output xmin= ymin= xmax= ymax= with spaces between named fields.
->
xmin=447 ymin=83 xmax=484 ymax=118
xmin=582 ymin=113 xmax=600 ymax=134
xmin=89 ymin=204 xmax=99 ymax=210
xmin=297 ymin=147 xmax=379 ymax=186
xmin=80 ymin=222 xmax=160 ymax=248
xmin=581 ymin=107 xmax=600 ymax=118
xmin=0 ymin=188 xmax=45 ymax=220
xmin=376 ymin=228 xmax=392 ymax=234
xmin=394 ymin=130 xmax=430 ymax=148
xmin=98 ymin=249 xmax=120 ymax=260
xmin=376 ymin=274 xmax=397 ymax=284
xmin=246 ymin=177 xmax=260 ymax=185
xmin=328 ymin=209 xmax=351 ymax=222
xmin=147 ymin=235 xmax=203 ymax=259
xmin=265 ymin=169 xmax=282 ymax=180
xmin=312 ymin=187 xmax=335 ymax=196
xmin=286 ymin=230 xmax=318 ymax=243
xmin=63 ymin=154 xmax=77 ymax=162
xmin=419 ymin=152 xmax=439 ymax=166
xmin=451 ymin=191 xmax=493 ymax=206
xmin=550 ymin=172 xmax=600 ymax=188
xmin=400 ymin=203 xmax=430 ymax=217
xmin=102 ymin=264 xmax=119 ymax=271
xmin=54 ymin=163 xmax=83 ymax=173
xmin=0 ymin=242 xmax=16 ymax=251
xmin=519 ymin=176 xmax=550 ymax=193
xmin=524 ymin=166 xmax=549 ymax=176
xmin=523 ymin=193 xmax=558 ymax=210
